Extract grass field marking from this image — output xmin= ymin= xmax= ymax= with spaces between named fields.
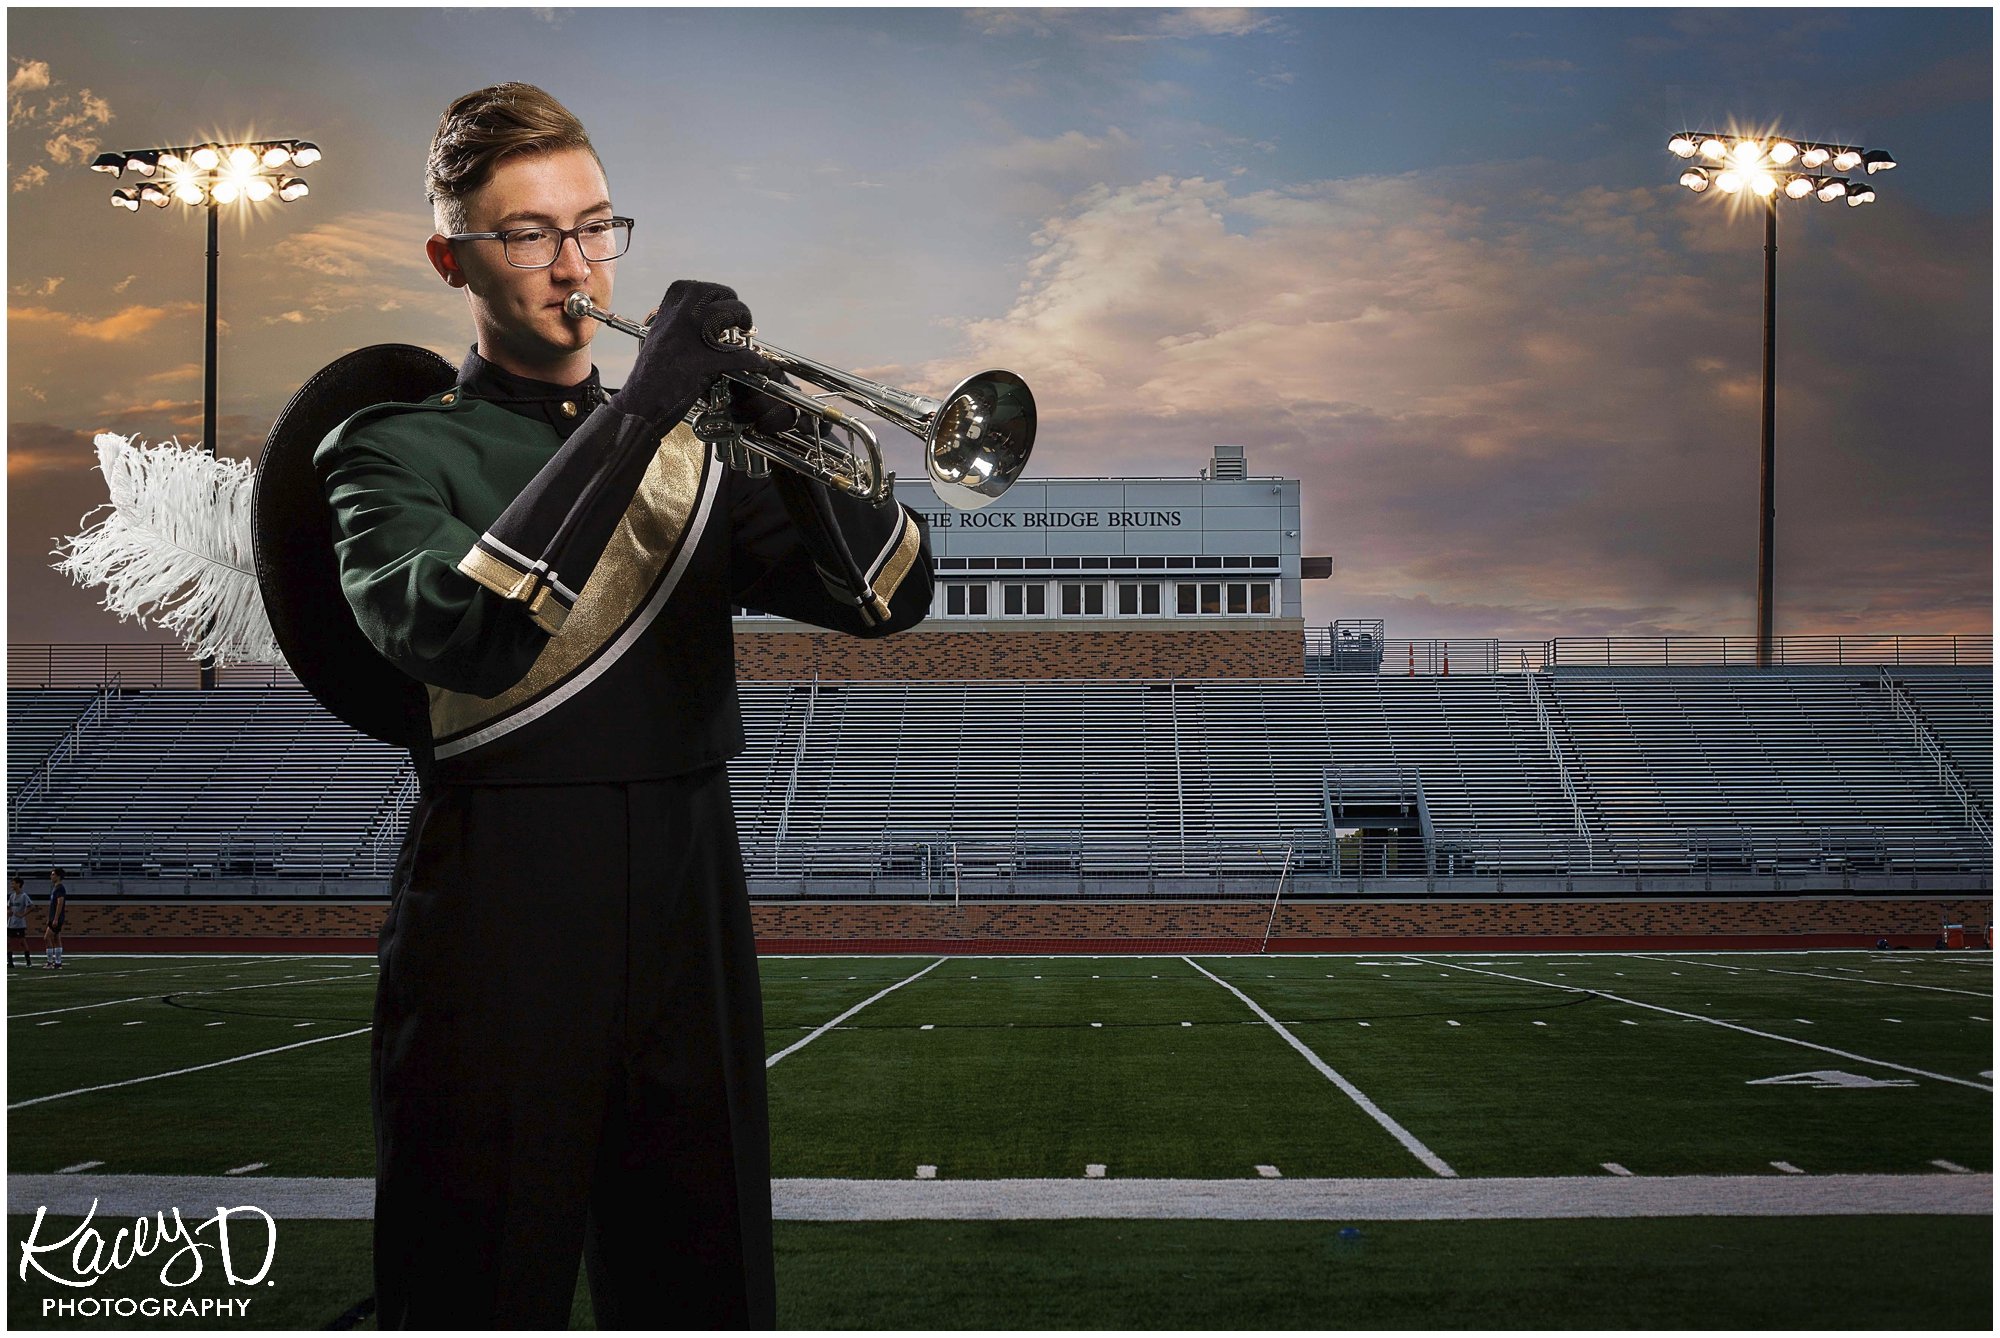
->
xmin=1410 ymin=957 xmax=1995 ymax=1093
xmin=23 ymin=1171 xmax=1991 ymax=1222
xmin=9 ymin=969 xmax=377 ymax=1020
xmin=1630 ymin=953 xmax=1993 ymax=999
xmin=7 ymin=1027 xmax=370 ymax=1110
xmin=1602 ymin=1163 xmax=1634 ymax=1177
xmin=4 ymin=954 xmax=299 ymax=983
xmin=1931 ymin=1160 xmax=1972 ymax=1174
xmin=55 ymin=1161 xmax=103 ymax=1174
xmin=1772 ymin=1161 xmax=1804 ymax=1174
xmin=765 ymin=957 xmax=947 ymax=1069
xmin=1182 ymin=956 xmax=1458 ymax=1179
xmin=225 ymin=1163 xmax=267 ymax=1176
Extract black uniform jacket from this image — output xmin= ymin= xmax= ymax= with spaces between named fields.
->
xmin=314 ymin=350 xmax=932 ymax=785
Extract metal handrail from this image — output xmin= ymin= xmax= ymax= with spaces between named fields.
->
xmin=10 ymin=673 xmax=121 ymax=831
xmin=1521 ymin=654 xmax=1595 ymax=871
xmin=1880 ymin=668 xmax=1992 ymax=844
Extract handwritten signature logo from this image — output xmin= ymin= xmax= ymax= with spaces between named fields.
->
xmin=17 ymin=1198 xmax=276 ymax=1290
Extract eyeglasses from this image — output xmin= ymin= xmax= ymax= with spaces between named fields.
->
xmin=446 ymin=216 xmax=634 ymax=269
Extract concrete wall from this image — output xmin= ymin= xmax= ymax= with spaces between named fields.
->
xmin=732 ymin=621 xmax=1304 ymax=679
xmin=27 ymin=894 xmax=1992 ymax=954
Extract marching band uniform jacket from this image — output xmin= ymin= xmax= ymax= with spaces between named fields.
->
xmin=314 ymin=350 xmax=932 ymax=784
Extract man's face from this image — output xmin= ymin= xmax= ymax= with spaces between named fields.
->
xmin=438 ymin=147 xmax=616 ymax=374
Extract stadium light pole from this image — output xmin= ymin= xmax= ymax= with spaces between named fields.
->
xmin=90 ymin=138 xmax=321 ymax=688
xmin=1667 ymin=130 xmax=1893 ymax=668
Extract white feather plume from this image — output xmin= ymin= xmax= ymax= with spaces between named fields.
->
xmin=52 ymin=433 xmax=283 ymax=666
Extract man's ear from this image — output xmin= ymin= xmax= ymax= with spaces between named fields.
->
xmin=427 ymin=234 xmax=467 ymax=288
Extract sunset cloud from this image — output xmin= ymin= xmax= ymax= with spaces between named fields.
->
xmin=6 ymin=57 xmax=110 ymax=191
xmin=10 ymin=301 xmax=203 ymax=343
xmin=911 ymin=169 xmax=1987 ymax=635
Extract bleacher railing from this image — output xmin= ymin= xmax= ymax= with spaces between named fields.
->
xmin=12 ymin=634 xmax=1993 ymax=689
xmin=1303 ymin=633 xmax=1992 ymax=674
xmin=9 ymin=645 xmax=299 ymax=689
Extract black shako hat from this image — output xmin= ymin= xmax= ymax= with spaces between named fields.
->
xmin=252 ymin=344 xmax=454 ymax=748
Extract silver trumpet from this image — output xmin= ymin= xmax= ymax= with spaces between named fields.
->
xmin=564 ymin=291 xmax=1034 ymax=509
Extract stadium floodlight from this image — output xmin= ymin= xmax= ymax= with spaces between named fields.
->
xmin=84 ymin=134 xmax=324 ymax=689
xmin=1664 ymin=124 xmax=1896 ymax=668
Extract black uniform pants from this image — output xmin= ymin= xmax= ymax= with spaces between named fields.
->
xmin=370 ymin=767 xmax=775 ymax=1329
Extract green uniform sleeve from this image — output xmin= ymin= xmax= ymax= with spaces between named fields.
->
xmin=320 ymin=428 xmax=549 ymax=698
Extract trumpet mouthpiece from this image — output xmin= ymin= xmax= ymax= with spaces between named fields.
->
xmin=563 ymin=291 xmax=597 ymax=320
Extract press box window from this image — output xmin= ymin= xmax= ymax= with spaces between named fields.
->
xmin=1001 ymin=583 xmax=1046 ymax=616
xmin=1061 ymin=582 xmax=1105 ymax=616
xmin=1175 ymin=582 xmax=1271 ymax=615
xmin=1117 ymin=582 xmax=1161 ymax=615
xmin=946 ymin=583 xmax=989 ymax=616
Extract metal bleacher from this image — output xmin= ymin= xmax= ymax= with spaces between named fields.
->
xmin=5 ymin=667 xmax=1991 ymax=895
xmin=8 ymin=689 xmax=101 ymax=795
xmin=8 ymin=688 xmax=407 ymax=879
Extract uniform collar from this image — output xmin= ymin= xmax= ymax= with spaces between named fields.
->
xmin=455 ymin=347 xmax=609 ymax=430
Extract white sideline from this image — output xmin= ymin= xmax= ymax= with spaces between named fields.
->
xmin=5 ymin=955 xmax=301 ymax=982
xmin=8 ymin=1029 xmax=371 ymax=1110
xmin=10 ymin=971 xmax=376 ymax=1019
xmin=1409 ymin=957 xmax=1994 ymax=1093
xmin=1182 ymin=956 xmax=1457 ymax=1178
xmin=1629 ymin=953 xmax=1993 ymax=999
xmin=766 ymin=958 xmax=947 ymax=1068
xmin=8 ymin=1172 xmax=1987 ymax=1222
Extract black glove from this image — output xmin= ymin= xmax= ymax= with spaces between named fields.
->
xmin=727 ymin=374 xmax=803 ymax=439
xmin=606 ymin=279 xmax=769 ymax=430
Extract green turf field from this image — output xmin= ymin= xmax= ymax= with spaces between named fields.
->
xmin=7 ymin=948 xmax=1993 ymax=1328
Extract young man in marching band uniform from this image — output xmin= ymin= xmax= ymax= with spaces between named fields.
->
xmin=315 ymin=83 xmax=932 ymax=1328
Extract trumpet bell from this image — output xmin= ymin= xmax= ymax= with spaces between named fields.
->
xmin=928 ymin=370 xmax=1036 ymax=511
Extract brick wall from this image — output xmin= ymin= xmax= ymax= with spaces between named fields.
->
xmin=29 ymin=896 xmax=1993 ymax=953
xmin=733 ymin=622 xmax=1303 ymax=679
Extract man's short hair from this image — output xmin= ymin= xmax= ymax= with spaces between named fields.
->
xmin=50 ymin=868 xmax=65 ymax=881
xmin=427 ymin=83 xmax=602 ymax=234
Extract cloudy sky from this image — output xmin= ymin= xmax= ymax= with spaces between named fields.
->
xmin=7 ymin=7 xmax=1991 ymax=648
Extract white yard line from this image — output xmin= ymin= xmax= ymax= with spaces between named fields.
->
xmin=1182 ymin=956 xmax=1457 ymax=1178
xmin=10 ymin=971 xmax=377 ymax=1020
xmin=8 ymin=1029 xmax=371 ymax=1110
xmin=9 ymin=1172 xmax=1986 ymax=1222
xmin=6 ymin=955 xmax=301 ymax=983
xmin=765 ymin=958 xmax=947 ymax=1068
xmin=1630 ymin=953 xmax=1992 ymax=999
xmin=1409 ymin=957 xmax=1993 ymax=1093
